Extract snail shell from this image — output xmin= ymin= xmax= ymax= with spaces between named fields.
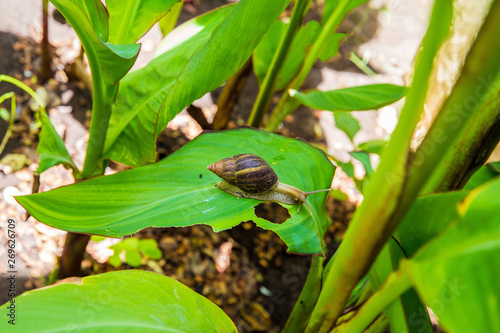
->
xmin=207 ymin=153 xmax=278 ymax=193
xmin=208 ymin=154 xmax=331 ymax=212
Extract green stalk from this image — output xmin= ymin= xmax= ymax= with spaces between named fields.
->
xmin=332 ymin=271 xmax=411 ymax=333
xmin=304 ymin=1 xmax=453 ymax=331
xmin=80 ymin=68 xmax=117 ymax=179
xmin=282 ymin=255 xmax=324 ymax=332
xmin=414 ymin=1 xmax=500 ymax=194
xmin=0 ymin=75 xmax=45 ymax=107
xmin=247 ymin=0 xmax=310 ymax=128
xmin=0 ymin=75 xmax=47 ymax=155
xmin=0 ymin=92 xmax=16 ymax=155
xmin=265 ymin=0 xmax=351 ymax=131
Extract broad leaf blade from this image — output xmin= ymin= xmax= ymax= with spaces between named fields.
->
xmin=291 ymin=84 xmax=406 ymax=112
xmin=106 ymin=0 xmax=291 ymax=166
xmin=394 ymin=191 xmax=469 ymax=257
xmin=0 ymin=270 xmax=236 ymax=332
xmin=105 ymin=5 xmax=236 ymax=166
xmin=402 ymin=177 xmax=500 ymax=333
xmin=51 ymin=0 xmax=140 ymax=84
xmin=107 ymin=0 xmax=180 ymax=44
xmin=18 ymin=128 xmax=335 ymax=254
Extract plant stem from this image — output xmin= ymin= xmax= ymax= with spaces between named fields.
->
xmin=247 ymin=0 xmax=309 ymax=128
xmin=0 ymin=75 xmax=46 ymax=106
xmin=0 ymin=92 xmax=16 ymax=155
xmin=332 ymin=271 xmax=411 ymax=333
xmin=304 ymin=1 xmax=453 ymax=331
xmin=57 ymin=233 xmax=91 ymax=279
xmin=80 ymin=77 xmax=116 ymax=179
xmin=265 ymin=0 xmax=351 ymax=131
xmin=415 ymin=0 xmax=500 ymax=194
xmin=282 ymin=255 xmax=324 ymax=332
xmin=40 ymin=0 xmax=52 ymax=82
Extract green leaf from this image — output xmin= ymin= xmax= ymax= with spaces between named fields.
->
xmin=463 ymin=162 xmax=500 ymax=190
xmin=0 ymin=270 xmax=236 ymax=332
xmin=290 ymin=84 xmax=407 ymax=112
xmin=36 ymin=109 xmax=78 ymax=174
xmin=394 ymin=191 xmax=469 ymax=258
xmin=17 ymin=128 xmax=335 ymax=255
xmin=335 ymin=112 xmax=361 ymax=142
xmin=106 ymin=0 xmax=290 ymax=166
xmin=108 ymin=253 xmax=122 ymax=267
xmin=317 ymin=32 xmax=345 ymax=62
xmin=159 ymin=0 xmax=184 ymax=36
xmin=350 ymin=151 xmax=373 ymax=177
xmin=402 ymin=177 xmax=500 ymax=333
xmin=50 ymin=0 xmax=140 ymax=85
xmin=105 ymin=5 xmax=235 ymax=166
xmin=138 ymin=239 xmax=163 ymax=259
xmin=125 ymin=249 xmax=142 ymax=267
xmin=107 ymin=0 xmax=180 ymax=44
xmin=253 ymin=20 xmax=322 ymax=91
xmin=357 ymin=138 xmax=387 ymax=155
xmin=369 ymin=239 xmax=433 ymax=333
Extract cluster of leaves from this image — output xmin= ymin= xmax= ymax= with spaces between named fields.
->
xmin=1 ymin=0 xmax=500 ymax=332
xmin=103 ymin=237 xmax=162 ymax=268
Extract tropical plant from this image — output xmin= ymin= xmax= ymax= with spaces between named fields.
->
xmin=1 ymin=0 xmax=500 ymax=332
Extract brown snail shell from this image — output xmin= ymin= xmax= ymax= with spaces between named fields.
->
xmin=208 ymin=154 xmax=332 ymax=213
xmin=207 ymin=153 xmax=278 ymax=193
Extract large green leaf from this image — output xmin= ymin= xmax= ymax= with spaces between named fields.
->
xmin=401 ymin=177 xmax=500 ymax=333
xmin=107 ymin=0 xmax=179 ymax=44
xmin=17 ymin=128 xmax=335 ymax=254
xmin=290 ymin=84 xmax=406 ymax=112
xmin=104 ymin=5 xmax=235 ymax=166
xmin=394 ymin=191 xmax=469 ymax=257
xmin=0 ymin=270 xmax=236 ymax=332
xmin=105 ymin=0 xmax=290 ymax=166
xmin=50 ymin=0 xmax=140 ymax=85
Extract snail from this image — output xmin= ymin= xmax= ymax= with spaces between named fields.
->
xmin=207 ymin=153 xmax=331 ymax=213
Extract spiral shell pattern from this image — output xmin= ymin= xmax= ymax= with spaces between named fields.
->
xmin=207 ymin=154 xmax=279 ymax=193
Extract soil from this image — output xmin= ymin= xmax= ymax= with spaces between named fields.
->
xmin=0 ymin=0 xmax=429 ymax=331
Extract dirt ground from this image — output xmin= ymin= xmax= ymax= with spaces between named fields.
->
xmin=0 ymin=0 xmax=430 ymax=331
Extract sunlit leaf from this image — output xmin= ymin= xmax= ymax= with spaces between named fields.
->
xmin=290 ymin=84 xmax=406 ymax=112
xmin=50 ymin=0 xmax=140 ymax=84
xmin=0 ymin=270 xmax=236 ymax=332
xmin=107 ymin=0 xmax=179 ymax=44
xmin=394 ymin=191 xmax=469 ymax=257
xmin=335 ymin=112 xmax=361 ymax=142
xmin=18 ymin=128 xmax=335 ymax=255
xmin=105 ymin=0 xmax=290 ymax=166
xmin=36 ymin=110 xmax=78 ymax=174
xmin=402 ymin=177 xmax=500 ymax=333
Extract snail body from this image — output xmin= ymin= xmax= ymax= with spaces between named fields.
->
xmin=207 ymin=153 xmax=330 ymax=211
